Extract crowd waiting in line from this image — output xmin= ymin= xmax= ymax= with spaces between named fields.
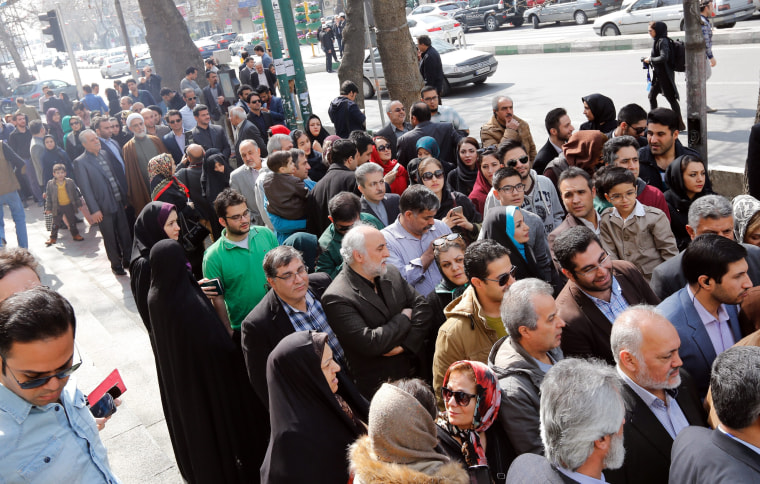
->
xmin=2 ymin=43 xmax=760 ymax=482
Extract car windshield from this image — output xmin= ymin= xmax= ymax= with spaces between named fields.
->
xmin=440 ymin=3 xmax=460 ymax=9
xmin=431 ymin=38 xmax=457 ymax=54
xmin=13 ymin=84 xmax=37 ymax=96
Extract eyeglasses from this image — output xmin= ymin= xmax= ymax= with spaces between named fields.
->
xmin=497 ymin=183 xmax=525 ymax=194
xmin=185 ymin=97 xmax=197 ymax=101
xmin=483 ymin=265 xmax=517 ymax=286
xmin=575 ymin=252 xmax=611 ymax=278
xmin=6 ymin=346 xmax=82 ymax=389
xmin=433 ymin=233 xmax=463 ymax=247
xmin=274 ymin=265 xmax=307 ymax=282
xmin=168 ymin=118 xmax=182 ymax=124
xmin=376 ymin=144 xmax=390 ymax=152
xmin=421 ymin=169 xmax=444 ymax=181
xmin=224 ymin=208 xmax=250 ymax=222
xmin=391 ymin=107 xmax=405 ymax=113
xmin=249 ymin=99 xmax=261 ymax=104
xmin=422 ymin=96 xmax=438 ymax=102
xmin=608 ymin=189 xmax=637 ymax=202
xmin=442 ymin=387 xmax=477 ymax=407
xmin=477 ymin=146 xmax=498 ymax=156
xmin=506 ymin=155 xmax=530 ymax=167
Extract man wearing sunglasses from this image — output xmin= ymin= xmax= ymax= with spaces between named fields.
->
xmin=553 ymin=227 xmax=659 ymax=364
xmin=373 ymin=101 xmax=412 ymax=160
xmin=489 ymin=278 xmax=565 ymax=455
xmin=607 ymin=103 xmax=648 ymax=146
xmin=178 ymin=88 xmax=198 ymax=132
xmin=433 ymin=239 xmax=515 ymax=409
xmin=0 ymin=287 xmax=120 ymax=482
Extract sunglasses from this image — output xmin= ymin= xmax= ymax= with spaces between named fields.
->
xmin=249 ymin=99 xmax=261 ymax=104
xmin=376 ymin=144 xmax=390 ymax=152
xmin=506 ymin=155 xmax=530 ymax=167
xmin=433 ymin=233 xmax=463 ymax=247
xmin=421 ymin=169 xmax=444 ymax=181
xmin=633 ymin=126 xmax=647 ymax=135
xmin=185 ymin=97 xmax=197 ymax=101
xmin=168 ymin=119 xmax=182 ymax=124
xmin=442 ymin=387 xmax=477 ymax=407
xmin=6 ymin=347 xmax=82 ymax=389
xmin=483 ymin=265 xmax=518 ymax=286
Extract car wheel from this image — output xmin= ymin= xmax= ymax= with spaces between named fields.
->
xmin=485 ymin=15 xmax=499 ymax=31
xmin=602 ymin=23 xmax=620 ymax=36
xmin=716 ymin=21 xmax=735 ymax=29
xmin=440 ymin=78 xmax=451 ymax=97
xmin=512 ymin=16 xmax=524 ymax=27
xmin=574 ymin=10 xmax=588 ymax=25
xmin=531 ymin=15 xmax=540 ymax=29
xmin=474 ymin=77 xmax=487 ymax=85
xmin=462 ymin=24 xmax=470 ymax=33
xmin=363 ymin=77 xmax=375 ymax=99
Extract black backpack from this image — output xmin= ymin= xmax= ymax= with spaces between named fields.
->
xmin=668 ymin=38 xmax=686 ymax=72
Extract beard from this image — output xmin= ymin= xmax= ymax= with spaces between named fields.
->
xmin=603 ymin=430 xmax=626 ymax=470
xmin=635 ymin=366 xmax=681 ymax=391
xmin=365 ymin=259 xmax=388 ymax=279
xmin=133 ymin=130 xmax=147 ymax=139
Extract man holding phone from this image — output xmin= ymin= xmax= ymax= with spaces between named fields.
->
xmin=0 ymin=287 xmax=121 ymax=482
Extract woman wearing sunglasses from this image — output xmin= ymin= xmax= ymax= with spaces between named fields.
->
xmin=419 ymin=157 xmax=481 ymax=243
xmin=437 ymin=360 xmax=515 ymax=483
xmin=370 ymin=135 xmax=408 ymax=195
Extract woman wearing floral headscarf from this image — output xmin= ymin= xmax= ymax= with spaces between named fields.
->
xmin=437 ymin=360 xmax=515 ymax=483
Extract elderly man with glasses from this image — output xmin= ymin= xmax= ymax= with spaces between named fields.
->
xmin=552 ymin=226 xmax=659 ymax=364
xmin=0 ymin=287 xmax=121 ymax=482
xmin=373 ymin=101 xmax=412 ymax=160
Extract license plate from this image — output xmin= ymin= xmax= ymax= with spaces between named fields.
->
xmin=475 ymin=67 xmax=489 ymax=75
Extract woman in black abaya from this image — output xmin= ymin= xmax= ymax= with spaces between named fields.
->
xmin=147 ymin=239 xmax=267 ymax=484
xmin=261 ymin=330 xmax=369 ymax=484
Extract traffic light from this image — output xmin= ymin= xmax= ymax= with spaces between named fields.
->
xmin=39 ymin=10 xmax=65 ymax=52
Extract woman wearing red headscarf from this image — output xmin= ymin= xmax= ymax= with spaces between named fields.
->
xmin=371 ymin=135 xmax=408 ymax=195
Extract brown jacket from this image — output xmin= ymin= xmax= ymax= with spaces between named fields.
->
xmin=432 ymin=285 xmax=501 ymax=409
xmin=599 ymin=204 xmax=678 ymax=282
xmin=122 ymin=135 xmax=168 ymax=214
xmin=479 ymin=114 xmax=537 ymax=161
xmin=44 ymin=178 xmax=82 ymax=216
xmin=557 ymin=260 xmax=660 ymax=364
xmin=0 ymin=142 xmax=21 ymax=196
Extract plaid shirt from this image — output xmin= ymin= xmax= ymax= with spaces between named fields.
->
xmin=580 ymin=276 xmax=629 ymax=324
xmin=701 ymin=15 xmax=713 ymax=59
xmin=279 ymin=290 xmax=346 ymax=364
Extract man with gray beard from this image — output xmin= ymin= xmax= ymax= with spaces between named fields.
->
xmin=507 ymin=358 xmax=627 ymax=484
xmin=121 ymin=112 xmax=168 ymax=214
xmin=605 ymin=305 xmax=707 ymax=484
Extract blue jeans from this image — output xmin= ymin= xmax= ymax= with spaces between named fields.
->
xmin=0 ymin=191 xmax=28 ymax=248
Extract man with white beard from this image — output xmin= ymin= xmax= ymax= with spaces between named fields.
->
xmin=507 ymin=358 xmax=627 ymax=483
xmin=121 ymin=112 xmax=168 ymax=214
xmin=605 ymin=305 xmax=707 ymax=484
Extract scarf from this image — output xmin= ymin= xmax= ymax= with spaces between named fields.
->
xmin=505 ymin=206 xmax=526 ymax=259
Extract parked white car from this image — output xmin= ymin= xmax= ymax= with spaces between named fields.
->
xmin=407 ymin=15 xmax=465 ymax=44
xmin=100 ymin=55 xmax=131 ymax=79
xmin=409 ymin=1 xmax=465 ymax=17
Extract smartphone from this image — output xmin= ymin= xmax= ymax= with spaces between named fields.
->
xmin=200 ymin=278 xmax=224 ymax=295
xmin=90 ymin=392 xmax=117 ymax=419
xmin=451 ymin=206 xmax=463 ymax=216
xmin=87 ymin=369 xmax=126 ymax=407
xmin=467 ymin=465 xmax=490 ymax=484
xmin=390 ymin=163 xmax=400 ymax=174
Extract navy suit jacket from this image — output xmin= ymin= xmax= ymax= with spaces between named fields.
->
xmin=657 ymin=287 xmax=742 ymax=398
xmin=162 ymin=131 xmax=189 ymax=165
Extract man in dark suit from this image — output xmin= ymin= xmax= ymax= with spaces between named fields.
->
xmin=229 ymin=106 xmax=267 ymax=159
xmin=397 ymin=102 xmax=462 ymax=168
xmin=417 ymin=35 xmax=444 ymax=98
xmin=239 ymin=57 xmax=255 ymax=88
xmin=651 ymin=194 xmax=760 ymax=300
xmin=670 ymin=346 xmax=760 ymax=482
xmin=246 ymin=92 xmax=273 ymax=145
xmin=201 ymin=71 xmax=225 ymax=122
xmin=240 ymin=245 xmax=338 ymax=408
xmin=190 ymin=104 xmax=230 ymax=160
xmin=747 ymin=122 xmax=760 ymax=198
xmin=255 ymin=85 xmax=284 ymax=125
xmin=74 ymin=130 xmax=132 ymax=276
xmin=374 ymin=101 xmax=412 ymax=160
xmin=356 ymin=162 xmax=400 ymax=227
xmin=607 ymin=306 xmax=707 ymax=484
xmin=534 ymin=107 xmax=574 ymax=176
xmin=658 ymin=235 xmax=749 ymax=399
xmin=321 ymin=225 xmax=432 ymax=397
xmin=247 ymin=60 xmax=276 ymax=92
xmin=553 ymin=227 xmax=660 ymax=364
xmin=162 ymin=110 xmax=189 ymax=165
xmin=307 ymin=139 xmax=359 ymax=236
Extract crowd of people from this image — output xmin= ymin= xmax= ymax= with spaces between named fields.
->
xmin=2 ymin=19 xmax=760 ymax=483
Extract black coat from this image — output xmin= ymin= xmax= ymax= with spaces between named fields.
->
xmin=638 ymin=139 xmax=700 ymax=192
xmin=201 ymin=86 xmax=222 ymax=121
xmin=437 ymin=422 xmax=516 ymax=484
xmin=650 ymin=27 xmax=678 ymax=99
xmin=234 ymin=119 xmax=268 ymax=158
xmin=397 ymin=121 xmax=463 ymax=169
xmin=306 ymin=163 xmax=358 ymax=235
xmin=191 ymin=124 xmax=230 ymax=160
xmin=663 ymin=156 xmax=713 ymax=251
xmin=162 ymin=131 xmax=189 ymax=165
xmin=606 ymin=370 xmax=706 ymax=484
xmin=240 ymin=273 xmax=332 ymax=409
xmin=669 ymin=426 xmax=760 ymax=482
xmin=360 ymin=193 xmax=401 ymax=227
xmin=747 ymin=122 xmax=760 ymax=198
xmin=419 ymin=45 xmax=444 ymax=95
xmin=533 ymin=139 xmax=560 ymax=177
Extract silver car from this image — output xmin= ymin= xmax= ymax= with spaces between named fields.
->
xmin=100 ymin=55 xmax=131 ymax=79
xmin=362 ymin=38 xmax=498 ymax=98
xmin=524 ymin=0 xmax=622 ymax=28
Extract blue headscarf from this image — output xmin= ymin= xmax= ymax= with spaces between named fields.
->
xmin=416 ymin=136 xmax=440 ymax=159
xmin=505 ymin=206 xmax=526 ymax=259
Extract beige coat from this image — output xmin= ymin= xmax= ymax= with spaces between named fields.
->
xmin=599 ymin=204 xmax=678 ymax=282
xmin=479 ymin=114 xmax=537 ymax=161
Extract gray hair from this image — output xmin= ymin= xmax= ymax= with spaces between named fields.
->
xmin=687 ymin=194 xmax=732 ymax=229
xmin=355 ymin=161 xmax=384 ymax=187
xmin=500 ymin=278 xmax=553 ymax=341
xmin=262 ymin=245 xmax=304 ymax=279
xmin=238 ymin=138 xmax=258 ymax=150
xmin=609 ymin=305 xmax=664 ymax=364
xmin=541 ymin=358 xmax=625 ymax=471
xmin=339 ymin=224 xmax=370 ymax=265
xmin=492 ymin=95 xmax=512 ymax=111
xmin=119 ymin=96 xmax=133 ymax=105
xmin=711 ymin=346 xmax=760 ymax=429
xmin=182 ymin=88 xmax=195 ymax=98
xmin=267 ymin=133 xmax=291 ymax=154
xmin=385 ymin=100 xmax=403 ymax=114
xmin=78 ymin=129 xmax=97 ymax=144
xmin=229 ymin=106 xmax=247 ymax=122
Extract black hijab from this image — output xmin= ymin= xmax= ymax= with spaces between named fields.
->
xmin=306 ymin=114 xmax=330 ymax=146
xmin=448 ymin=144 xmax=479 ymax=195
xmin=201 ymin=152 xmax=231 ymax=201
xmin=261 ymin=330 xmax=368 ymax=484
xmin=652 ymin=21 xmax=668 ymax=39
xmin=147 ymin=240 xmax=266 ymax=483
xmin=665 ymin=155 xmax=712 ymax=251
xmin=580 ymin=93 xmax=618 ymax=133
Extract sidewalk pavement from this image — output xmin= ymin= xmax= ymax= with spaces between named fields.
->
xmin=8 ymin=206 xmax=182 ymax=483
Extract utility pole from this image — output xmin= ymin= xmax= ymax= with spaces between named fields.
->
xmin=684 ymin=0 xmax=707 ymax=164
xmin=52 ymin=7 xmax=83 ymax=97
xmin=114 ymin=0 xmax=136 ymax=77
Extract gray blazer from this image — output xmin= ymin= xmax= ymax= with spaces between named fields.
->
xmin=506 ymin=453 xmax=579 ymax=484
xmin=670 ymin=426 xmax=760 ymax=482
xmin=74 ymin=149 xmax=128 ymax=215
xmin=229 ymin=164 xmax=263 ymax=226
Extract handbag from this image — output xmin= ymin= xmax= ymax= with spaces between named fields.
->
xmin=178 ymin=210 xmax=209 ymax=252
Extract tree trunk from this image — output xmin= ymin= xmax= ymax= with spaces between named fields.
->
xmin=370 ymin=0 xmax=423 ymax=124
xmin=0 ymin=23 xmax=32 ymax=83
xmin=338 ymin=0 xmax=366 ymax=109
xmin=137 ymin=0 xmax=206 ymax=93
xmin=756 ymin=78 xmax=760 ymax=124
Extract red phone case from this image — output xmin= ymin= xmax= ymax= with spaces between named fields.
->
xmin=87 ymin=369 xmax=126 ymax=406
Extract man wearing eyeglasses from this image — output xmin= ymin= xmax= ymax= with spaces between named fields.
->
xmin=552 ymin=227 xmax=659 ymax=364
xmin=433 ymin=239 xmax=515 ymax=409
xmin=374 ymin=101 xmax=412 ymax=160
xmin=0 ymin=287 xmax=121 ymax=483
xmin=420 ymin=86 xmax=468 ymax=136
xmin=178 ymin=88 xmax=198 ymax=132
xmin=489 ymin=278 xmax=565 ymax=455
